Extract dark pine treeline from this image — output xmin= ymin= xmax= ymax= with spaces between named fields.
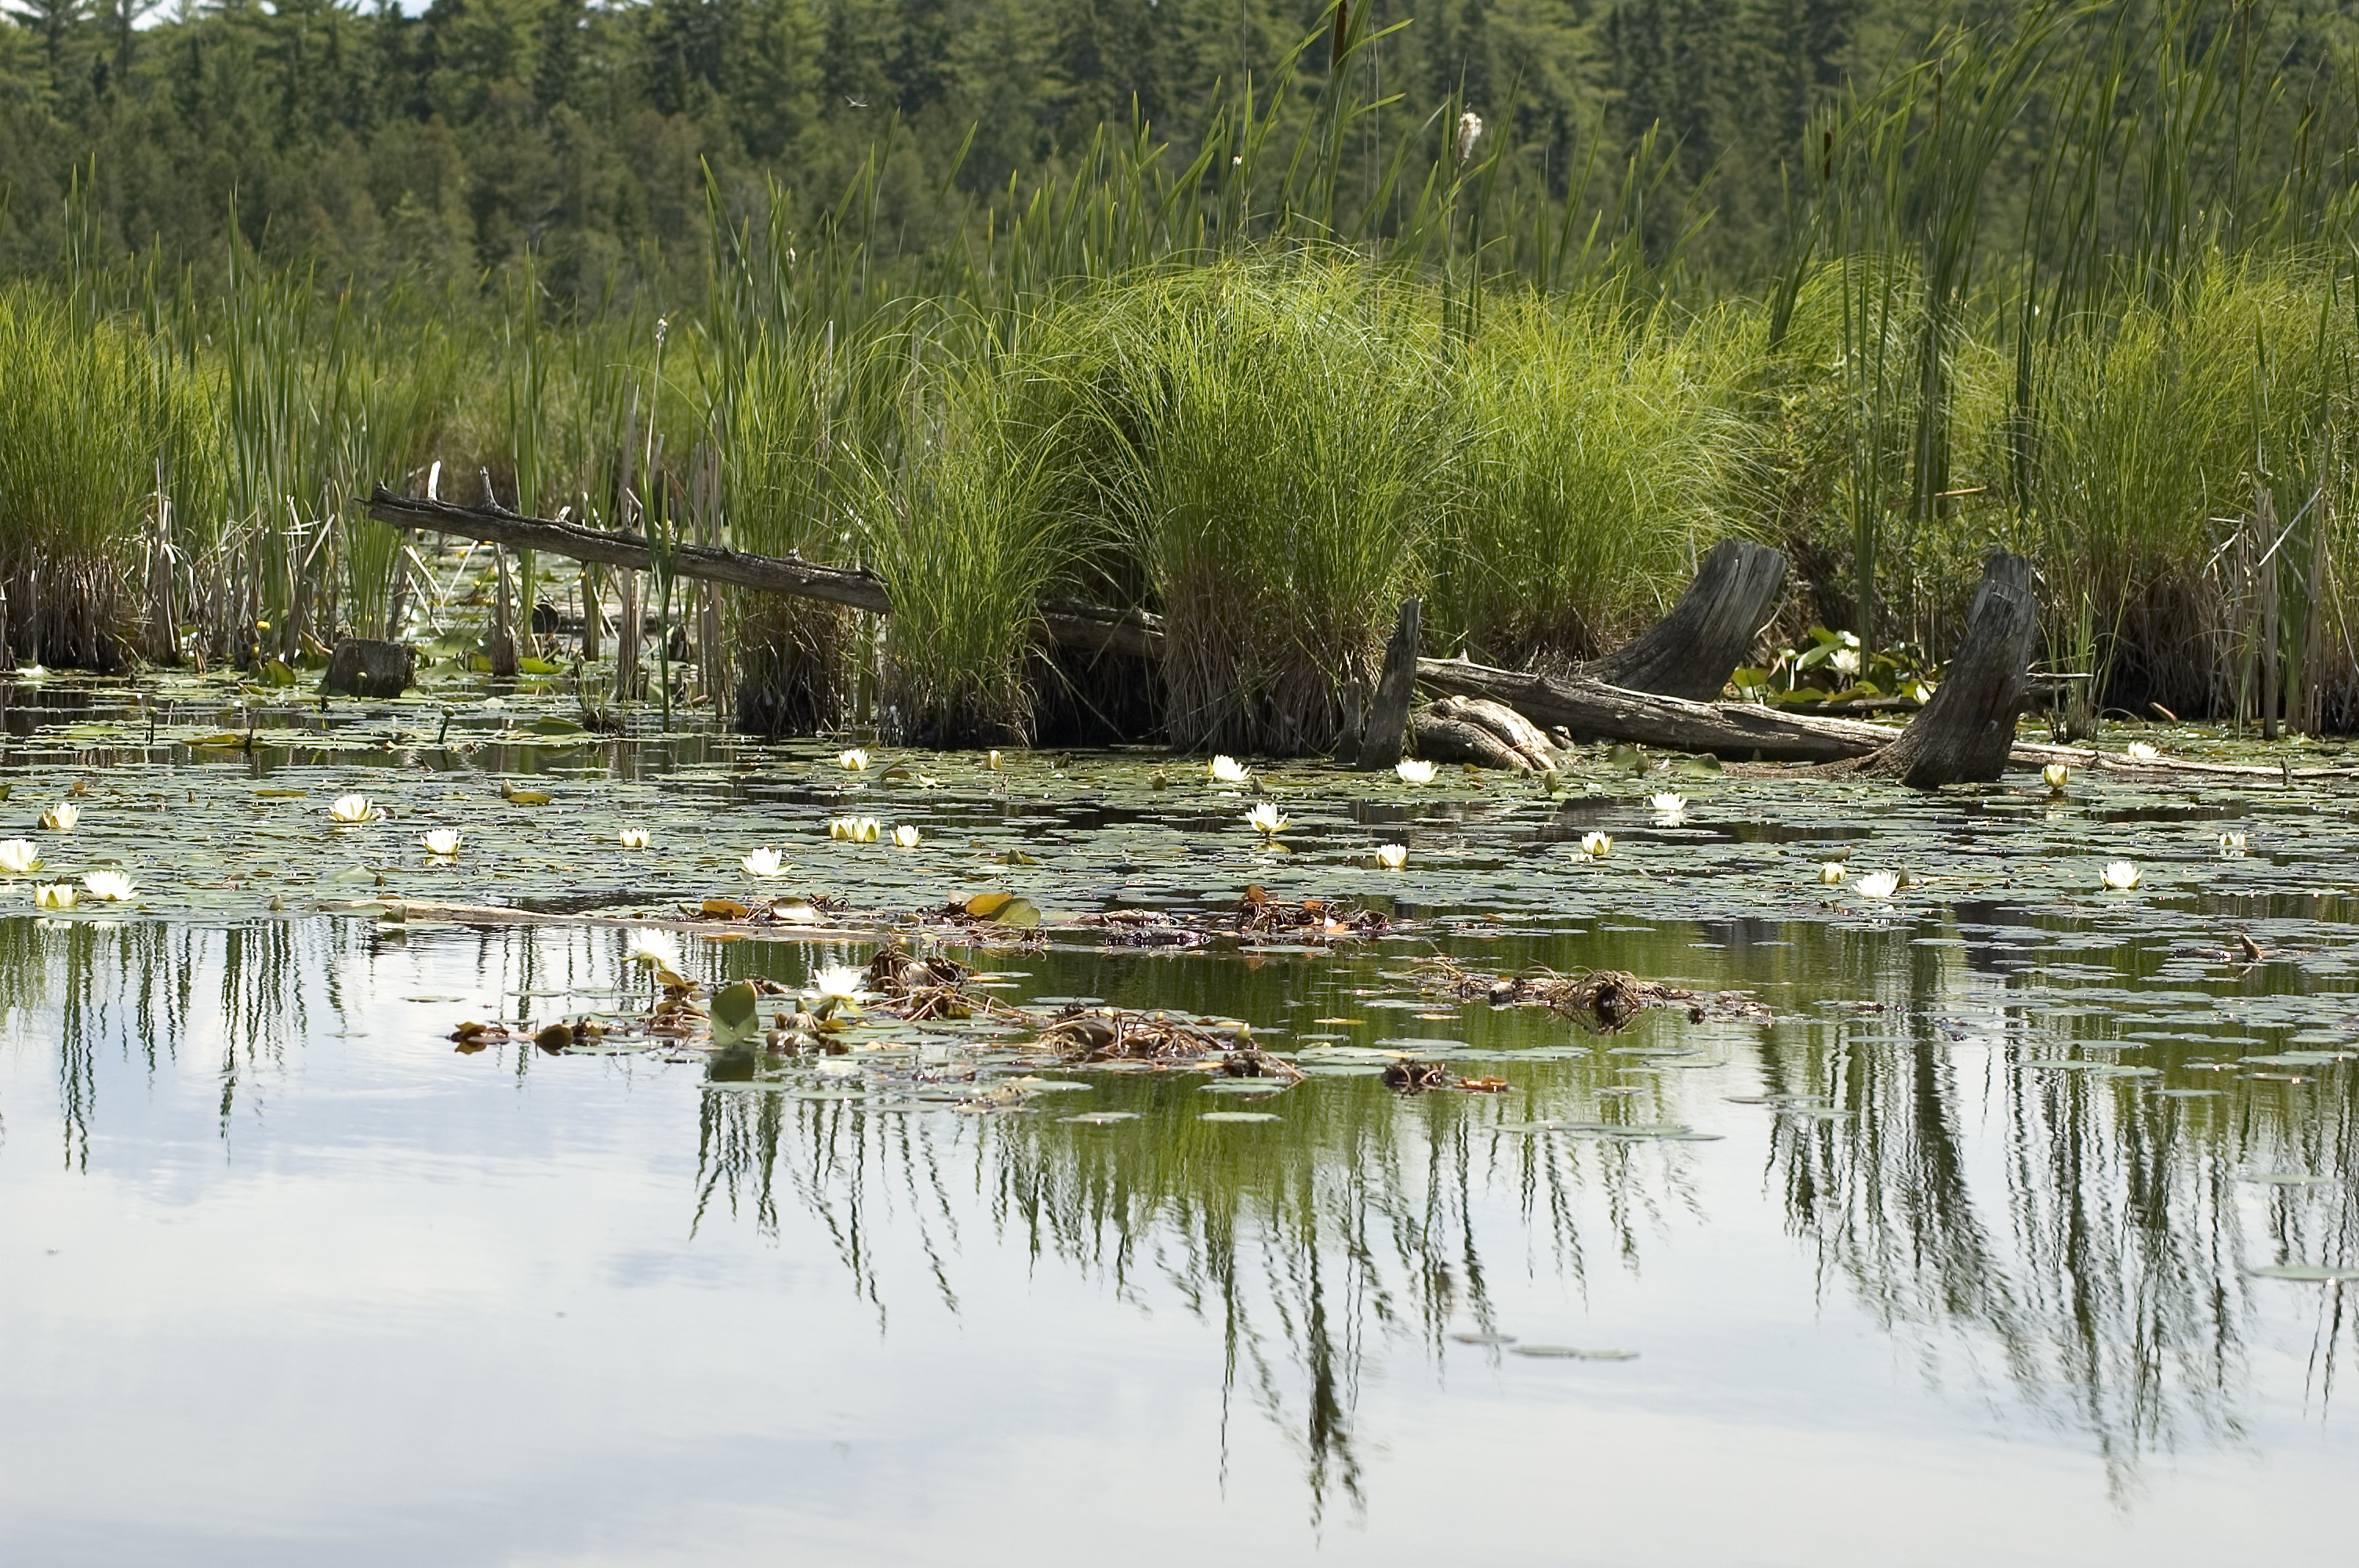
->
xmin=0 ymin=0 xmax=1903 ymax=303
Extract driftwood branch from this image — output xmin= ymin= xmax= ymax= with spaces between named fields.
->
xmin=367 ymin=486 xmax=1164 ymax=659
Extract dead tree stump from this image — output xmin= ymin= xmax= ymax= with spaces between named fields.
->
xmin=1861 ymin=553 xmax=2037 ymax=788
xmin=322 ymin=638 xmax=418 ymax=698
xmin=1357 ymin=598 xmax=1422 ymax=770
xmin=1586 ymin=538 xmax=1787 ymax=701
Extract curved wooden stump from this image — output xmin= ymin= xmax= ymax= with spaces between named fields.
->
xmin=1585 ymin=539 xmax=1787 ymax=701
xmin=1356 ymin=598 xmax=1422 ymax=770
xmin=1859 ymin=553 xmax=2037 ymax=789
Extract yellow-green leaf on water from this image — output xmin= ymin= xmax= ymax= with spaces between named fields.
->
xmin=990 ymin=897 xmax=1042 ymax=928
xmin=518 ymin=658 xmax=563 ymax=675
xmin=711 ymin=981 xmax=761 ymax=1047
xmin=965 ymin=891 xmax=1013 ymax=919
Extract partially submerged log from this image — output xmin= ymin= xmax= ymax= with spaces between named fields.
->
xmin=1415 ymin=657 xmax=1901 ymax=763
xmin=1583 ymin=539 xmax=1787 ymax=700
xmin=1856 ymin=553 xmax=2036 ymax=787
xmin=366 ymin=487 xmax=1162 ymax=660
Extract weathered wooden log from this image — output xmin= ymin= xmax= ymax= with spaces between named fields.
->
xmin=1415 ymin=657 xmax=1902 ymax=762
xmin=1412 ymin=695 xmax=1565 ymax=770
xmin=322 ymin=637 xmax=417 ymax=698
xmin=1412 ymin=707 xmax=1534 ymax=770
xmin=1857 ymin=553 xmax=2037 ymax=788
xmin=1584 ymin=538 xmax=1787 ymax=700
xmin=1357 ymin=598 xmax=1423 ymax=770
xmin=367 ymin=486 xmax=1163 ymax=659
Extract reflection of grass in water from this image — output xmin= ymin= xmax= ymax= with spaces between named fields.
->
xmin=1747 ymin=913 xmax=2359 ymax=1498
xmin=0 ymin=916 xmax=335 ymax=1167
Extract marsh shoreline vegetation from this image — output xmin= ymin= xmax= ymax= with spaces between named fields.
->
xmin=6 ymin=3 xmax=2359 ymax=750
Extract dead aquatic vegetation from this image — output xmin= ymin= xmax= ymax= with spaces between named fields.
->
xmin=1416 ymin=956 xmax=1771 ymax=1033
xmin=1035 ymin=1007 xmax=1303 ymax=1079
xmin=1234 ymin=884 xmax=1389 ymax=940
xmin=673 ymin=893 xmax=845 ymax=927
xmin=1379 ymin=1058 xmax=1510 ymax=1093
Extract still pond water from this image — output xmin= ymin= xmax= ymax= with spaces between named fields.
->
xmin=4 ymin=674 xmax=2359 ymax=1564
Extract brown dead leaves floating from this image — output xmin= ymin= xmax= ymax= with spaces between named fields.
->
xmin=1234 ymin=884 xmax=1390 ymax=940
xmin=1380 ymin=1058 xmax=1510 ymax=1094
xmin=1416 ymin=957 xmax=1772 ymax=1033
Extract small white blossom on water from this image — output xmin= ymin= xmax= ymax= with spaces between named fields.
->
xmin=82 ymin=870 xmax=137 ymax=902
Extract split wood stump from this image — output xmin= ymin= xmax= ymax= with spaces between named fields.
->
xmin=1856 ymin=552 xmax=2037 ymax=788
xmin=1584 ymin=538 xmax=1788 ymax=701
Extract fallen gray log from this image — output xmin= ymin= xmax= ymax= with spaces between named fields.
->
xmin=1415 ymin=657 xmax=1903 ymax=763
xmin=1584 ymin=538 xmax=1787 ymax=700
xmin=367 ymin=486 xmax=1164 ymax=660
xmin=1412 ymin=695 xmax=1566 ymax=771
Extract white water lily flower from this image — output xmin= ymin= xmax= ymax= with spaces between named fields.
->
xmin=39 ymin=803 xmax=78 ymax=831
xmin=33 ymin=883 xmax=75 ymax=910
xmin=2102 ymin=859 xmax=2141 ymax=891
xmin=1394 ymin=758 xmax=1438 ymax=785
xmin=1819 ymin=862 xmax=1846 ymax=884
xmin=892 ymin=824 xmax=921 ymax=849
xmin=742 ymin=846 xmax=787 ymax=878
xmin=1209 ymin=755 xmax=1251 ymax=785
xmin=1245 ymin=802 xmax=1289 ymax=836
xmin=82 ymin=870 xmax=137 ymax=902
xmin=329 ymin=793 xmax=380 ymax=825
xmin=838 ymin=748 xmax=870 ymax=771
xmin=987 ymin=750 xmax=1002 ymax=771
xmin=1853 ymin=870 xmax=1899 ymax=899
xmin=2043 ymin=763 xmax=2069 ymax=789
xmin=1648 ymin=792 xmax=1687 ymax=819
xmin=0 ymin=839 xmax=42 ymax=875
xmin=850 ymin=817 xmax=880 ymax=844
xmin=809 ymin=964 xmax=871 ymax=1005
xmin=421 ymin=829 xmax=461 ymax=857
xmin=626 ymin=928 xmax=683 ymax=978
xmin=827 ymin=817 xmax=856 ymax=840
xmin=617 ymin=826 xmax=651 ymax=849
xmin=1374 ymin=844 xmax=1408 ymax=870
xmin=1829 ymin=647 xmax=1862 ymax=678
xmin=1579 ymin=831 xmax=1612 ymax=858
xmin=2125 ymin=742 xmax=2160 ymax=762
xmin=2220 ymin=831 xmax=2248 ymax=852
